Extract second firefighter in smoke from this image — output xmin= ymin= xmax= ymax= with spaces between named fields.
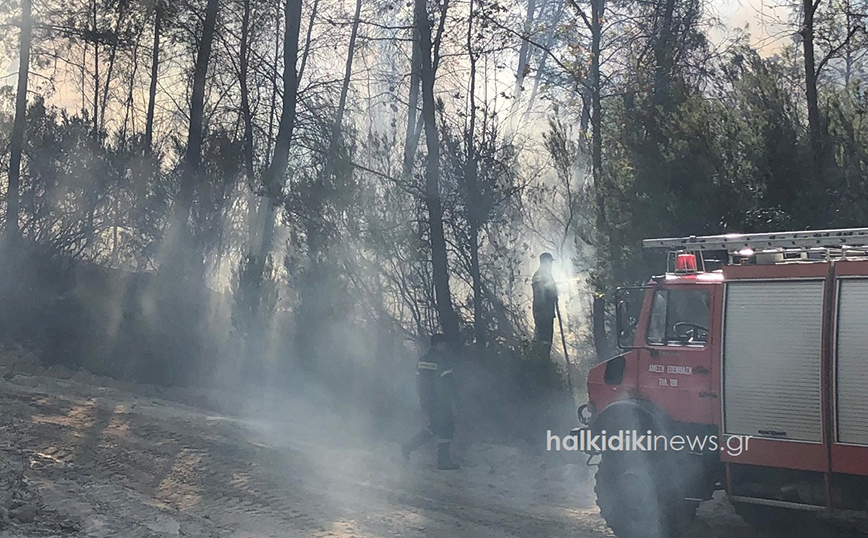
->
xmin=401 ymin=334 xmax=460 ymax=470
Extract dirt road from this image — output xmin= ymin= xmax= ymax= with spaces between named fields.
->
xmin=0 ymin=363 xmax=864 ymax=537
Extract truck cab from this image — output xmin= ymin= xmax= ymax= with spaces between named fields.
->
xmin=581 ymin=228 xmax=868 ymax=538
xmin=588 ymin=269 xmax=722 ymax=428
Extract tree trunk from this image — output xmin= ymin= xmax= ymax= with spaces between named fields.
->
xmin=653 ymin=0 xmax=676 ymax=106
xmin=466 ymin=0 xmax=484 ymax=349
xmin=845 ymin=0 xmax=853 ymax=86
xmin=592 ymin=295 xmax=607 ymax=361
xmin=6 ymin=0 xmax=32 ymax=243
xmin=297 ymin=0 xmax=319 ymax=83
xmin=258 ymin=0 xmax=303 ymax=261
xmin=84 ymin=0 xmax=104 ymax=251
xmin=82 ymin=41 xmax=88 ymax=113
xmin=264 ymin=0 xmax=282 ymax=166
xmin=802 ymin=0 xmax=822 ymax=174
xmin=176 ymin=0 xmax=219 ymax=221
xmin=469 ymin=225 xmax=483 ymax=346
xmin=591 ymin=0 xmax=605 ymax=238
xmin=574 ymin=0 xmax=608 ymax=359
xmin=239 ymin=0 xmax=257 ymax=246
xmin=414 ymin=0 xmax=459 ymax=341
xmin=159 ymin=0 xmax=219 ymax=277
xmin=249 ymin=0 xmax=282 ymax=253
xmin=402 ymin=26 xmax=422 ymax=178
xmin=144 ymin=3 xmax=160 ymax=151
xmin=121 ymin=36 xmax=141 ymax=140
xmin=323 ymin=0 xmax=362 ymax=181
xmin=592 ymin=0 xmax=609 ymax=357
xmin=404 ymin=4 xmax=450 ymax=177
xmin=100 ymin=3 xmax=126 ymax=132
xmin=524 ymin=0 xmax=564 ymax=119
xmin=512 ymin=0 xmax=536 ymax=105
xmin=92 ymin=0 xmax=100 ymax=136
xmin=239 ymin=0 xmax=254 ymax=181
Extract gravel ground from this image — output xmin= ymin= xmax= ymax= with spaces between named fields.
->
xmin=0 ymin=352 xmax=865 ymax=537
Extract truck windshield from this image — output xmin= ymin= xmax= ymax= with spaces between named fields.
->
xmin=647 ymin=289 xmax=710 ymax=346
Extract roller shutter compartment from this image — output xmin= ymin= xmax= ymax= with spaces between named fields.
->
xmin=723 ymin=280 xmax=824 ymax=442
xmin=836 ymin=279 xmax=868 ymax=445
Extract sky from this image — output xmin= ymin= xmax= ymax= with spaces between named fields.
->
xmin=713 ymin=0 xmax=794 ymax=54
xmin=0 ymin=0 xmax=797 ymax=120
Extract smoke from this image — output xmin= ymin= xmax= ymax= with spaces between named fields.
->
xmin=0 ymin=36 xmax=596 ymax=531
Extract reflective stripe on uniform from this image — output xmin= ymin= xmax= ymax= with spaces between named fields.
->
xmin=417 ymin=361 xmax=438 ymax=370
xmin=440 ymin=369 xmax=453 ymax=377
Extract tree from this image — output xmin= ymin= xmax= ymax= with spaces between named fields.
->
xmin=567 ymin=0 xmax=608 ymax=359
xmin=323 ymin=0 xmax=362 ymax=182
xmin=257 ymin=0 xmax=303 ymax=261
xmin=803 ymin=0 xmax=823 ymax=176
xmin=403 ymin=25 xmax=422 ymax=179
xmin=800 ymin=0 xmax=866 ymax=177
xmin=6 ymin=0 xmax=33 ymax=243
xmin=144 ymin=1 xmax=161 ymax=151
xmin=465 ymin=0 xmax=484 ymax=348
xmin=174 ymin=0 xmax=221 ymax=238
xmin=512 ymin=0 xmax=537 ymax=106
xmin=414 ymin=0 xmax=459 ymax=341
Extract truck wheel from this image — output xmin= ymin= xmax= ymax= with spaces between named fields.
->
xmin=595 ymin=451 xmax=694 ymax=538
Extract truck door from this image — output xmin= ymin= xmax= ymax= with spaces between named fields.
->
xmin=637 ymin=284 xmax=717 ymax=425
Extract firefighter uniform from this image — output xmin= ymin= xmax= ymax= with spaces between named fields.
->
xmin=532 ymin=253 xmax=558 ymax=355
xmin=401 ymin=335 xmax=459 ymax=470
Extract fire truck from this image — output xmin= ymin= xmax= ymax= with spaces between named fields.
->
xmin=577 ymin=227 xmax=868 ymax=538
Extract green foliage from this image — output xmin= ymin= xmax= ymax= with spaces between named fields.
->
xmin=824 ymin=86 xmax=868 ymax=226
xmin=594 ymin=42 xmax=851 ymax=293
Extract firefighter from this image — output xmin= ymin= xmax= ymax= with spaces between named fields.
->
xmin=401 ymin=334 xmax=460 ymax=470
xmin=532 ymin=252 xmax=558 ymax=357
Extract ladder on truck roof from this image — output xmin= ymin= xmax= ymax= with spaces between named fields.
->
xmin=643 ymin=227 xmax=868 ymax=251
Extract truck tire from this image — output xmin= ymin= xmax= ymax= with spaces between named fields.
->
xmin=595 ymin=450 xmax=695 ymax=538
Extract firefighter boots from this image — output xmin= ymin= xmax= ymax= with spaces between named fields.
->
xmin=437 ymin=440 xmax=460 ymax=470
xmin=402 ymin=429 xmax=433 ymax=460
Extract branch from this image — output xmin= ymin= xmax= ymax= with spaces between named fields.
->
xmin=566 ymin=0 xmax=592 ymax=31
xmin=350 ymin=161 xmax=402 ymax=185
xmin=481 ymin=14 xmax=590 ymax=92
xmin=816 ymin=24 xmax=862 ymax=77
xmin=360 ymin=19 xmax=414 ymax=31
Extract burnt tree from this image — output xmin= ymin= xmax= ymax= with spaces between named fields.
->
xmin=414 ymin=0 xmax=459 ymax=341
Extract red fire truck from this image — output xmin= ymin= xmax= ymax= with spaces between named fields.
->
xmin=577 ymin=228 xmax=868 ymax=538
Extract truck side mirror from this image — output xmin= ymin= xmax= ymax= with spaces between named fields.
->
xmin=615 ymin=286 xmax=652 ymax=350
xmin=616 ymin=301 xmax=627 ymax=342
xmin=616 ymin=300 xmax=634 ymax=349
